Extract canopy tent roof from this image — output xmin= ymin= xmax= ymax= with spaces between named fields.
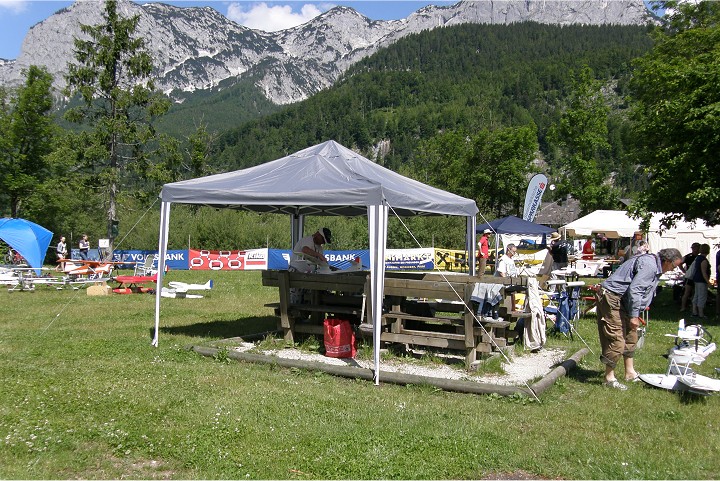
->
xmin=560 ymin=210 xmax=720 ymax=239
xmin=0 ymin=218 xmax=53 ymax=274
xmin=154 ymin=140 xmax=479 ymax=386
xmin=161 ymin=140 xmax=478 ymax=217
xmin=476 ymin=215 xmax=554 ymax=235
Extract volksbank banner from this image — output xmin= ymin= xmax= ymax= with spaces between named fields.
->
xmin=111 ymin=250 xmax=188 ymax=270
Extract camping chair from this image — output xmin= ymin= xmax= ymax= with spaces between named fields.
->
xmin=134 ymin=255 xmax=158 ymax=276
xmin=542 ymin=280 xmax=571 ymax=337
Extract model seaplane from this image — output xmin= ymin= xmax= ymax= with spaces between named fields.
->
xmin=0 ymin=266 xmax=57 ymax=292
xmin=45 ymin=258 xmax=126 ymax=290
xmin=639 ymin=320 xmax=720 ymax=396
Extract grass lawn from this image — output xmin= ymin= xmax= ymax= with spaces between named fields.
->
xmin=0 ymin=269 xmax=719 ymax=479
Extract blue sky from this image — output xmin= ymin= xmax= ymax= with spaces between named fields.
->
xmin=0 ymin=0 xmax=456 ymax=60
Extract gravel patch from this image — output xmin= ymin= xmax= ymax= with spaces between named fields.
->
xmin=233 ymin=342 xmax=565 ymax=386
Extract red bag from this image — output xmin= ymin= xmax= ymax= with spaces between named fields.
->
xmin=323 ymin=318 xmax=356 ymax=358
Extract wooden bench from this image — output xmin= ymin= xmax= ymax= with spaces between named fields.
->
xmin=262 ymin=270 xmax=530 ymax=369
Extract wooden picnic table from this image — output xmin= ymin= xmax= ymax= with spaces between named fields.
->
xmin=262 ymin=270 xmax=531 ymax=369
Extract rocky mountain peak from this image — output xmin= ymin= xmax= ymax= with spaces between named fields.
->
xmin=0 ymin=0 xmax=652 ymax=105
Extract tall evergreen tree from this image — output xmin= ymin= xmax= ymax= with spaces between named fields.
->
xmin=64 ymin=0 xmax=170 ymax=246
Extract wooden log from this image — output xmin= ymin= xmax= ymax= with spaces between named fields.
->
xmin=191 ymin=345 xmax=531 ymax=397
xmin=529 ymin=348 xmax=589 ymax=396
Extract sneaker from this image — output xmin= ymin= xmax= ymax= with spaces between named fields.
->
xmin=603 ymin=379 xmax=628 ymax=391
xmin=625 ymin=374 xmax=641 ymax=383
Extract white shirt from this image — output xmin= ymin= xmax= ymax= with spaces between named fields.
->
xmin=495 ymin=254 xmax=518 ymax=277
xmin=289 ymin=235 xmax=325 ymax=273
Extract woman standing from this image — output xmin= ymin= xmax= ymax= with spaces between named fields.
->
xmin=691 ymin=243 xmax=711 ymax=319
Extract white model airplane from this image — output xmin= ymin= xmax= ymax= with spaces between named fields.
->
xmin=640 ymin=320 xmax=720 ymax=396
xmin=1 ymin=266 xmax=63 ymax=292
xmin=161 ymin=279 xmax=213 ymax=298
xmin=315 ymin=257 xmax=363 ymax=275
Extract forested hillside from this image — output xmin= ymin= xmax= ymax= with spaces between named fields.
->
xmin=1 ymin=18 xmax=656 ymax=252
xmin=213 ymin=22 xmax=652 ymax=182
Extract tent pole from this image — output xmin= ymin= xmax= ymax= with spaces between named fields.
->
xmin=152 ymin=201 xmax=171 ymax=347
xmin=468 ymin=216 xmax=477 ymax=276
xmin=368 ymin=204 xmax=388 ymax=386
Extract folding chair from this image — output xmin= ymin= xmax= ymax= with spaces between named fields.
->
xmin=134 ymin=254 xmax=158 ymax=276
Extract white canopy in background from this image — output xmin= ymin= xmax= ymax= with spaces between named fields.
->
xmin=560 ymin=210 xmax=720 ymax=271
xmin=152 ymin=140 xmax=479 ymax=385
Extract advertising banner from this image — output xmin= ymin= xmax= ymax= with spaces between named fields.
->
xmin=267 ymin=249 xmax=370 ymax=270
xmin=385 ymin=248 xmax=434 ymax=270
xmin=523 ymin=173 xmax=548 ymax=222
xmin=434 ymin=248 xmax=469 ymax=272
xmin=188 ymin=248 xmax=268 ymax=270
xmin=112 ymin=249 xmax=188 ymax=270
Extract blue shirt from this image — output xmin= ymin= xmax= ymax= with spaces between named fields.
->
xmin=601 ymin=253 xmax=661 ymax=317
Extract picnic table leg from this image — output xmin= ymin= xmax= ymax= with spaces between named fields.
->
xmin=278 ymin=271 xmax=294 ymax=342
xmin=464 ymin=284 xmax=476 ymax=369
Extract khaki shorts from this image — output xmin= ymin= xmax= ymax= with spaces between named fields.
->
xmin=596 ymin=288 xmax=637 ymax=368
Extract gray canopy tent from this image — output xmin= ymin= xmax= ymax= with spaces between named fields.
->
xmin=152 ymin=140 xmax=479 ymax=384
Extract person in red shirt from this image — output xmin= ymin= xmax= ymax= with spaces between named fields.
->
xmin=582 ymin=237 xmax=595 ymax=260
xmin=477 ymin=229 xmax=491 ymax=275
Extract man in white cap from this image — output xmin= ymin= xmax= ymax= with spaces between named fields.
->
xmin=477 ymin=229 xmax=491 ymax=275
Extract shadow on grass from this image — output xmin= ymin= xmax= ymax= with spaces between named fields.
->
xmin=566 ymin=363 xmax=602 ymax=385
xmin=155 ymin=316 xmax=279 ymax=341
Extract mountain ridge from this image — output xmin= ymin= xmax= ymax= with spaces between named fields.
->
xmin=0 ymin=0 xmax=653 ymax=105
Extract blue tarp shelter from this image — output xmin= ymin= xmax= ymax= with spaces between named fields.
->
xmin=477 ymin=215 xmax=554 ymax=236
xmin=0 ymin=218 xmax=53 ymax=275
xmin=477 ymin=216 xmax=554 ymax=268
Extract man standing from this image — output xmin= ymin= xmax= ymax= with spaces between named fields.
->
xmin=476 ymin=229 xmax=491 ymax=275
xmin=494 ymin=244 xmax=518 ymax=278
xmin=550 ymin=232 xmax=569 ymax=271
xmin=596 ymin=248 xmax=683 ymax=390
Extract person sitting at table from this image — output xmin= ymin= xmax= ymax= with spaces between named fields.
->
xmin=494 ymin=244 xmax=518 ymax=278
xmin=288 ymin=228 xmax=332 ymax=304
xmin=582 ymin=237 xmax=595 ymax=260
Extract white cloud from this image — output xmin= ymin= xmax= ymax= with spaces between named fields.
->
xmin=225 ymin=2 xmax=325 ymax=32
xmin=0 ymin=0 xmax=28 ymax=14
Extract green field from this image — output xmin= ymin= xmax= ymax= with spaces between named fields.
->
xmin=1 ymin=269 xmax=718 ymax=479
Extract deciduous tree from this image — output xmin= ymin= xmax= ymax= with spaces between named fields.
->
xmin=629 ymin=1 xmax=720 ymax=225
xmin=0 ymin=66 xmax=55 ymax=218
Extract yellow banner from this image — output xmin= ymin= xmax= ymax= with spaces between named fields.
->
xmin=434 ymin=248 xmax=470 ymax=272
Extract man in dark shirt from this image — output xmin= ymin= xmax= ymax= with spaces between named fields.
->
xmin=549 ymin=232 xmax=569 ymax=271
xmin=680 ymin=242 xmax=700 ymax=312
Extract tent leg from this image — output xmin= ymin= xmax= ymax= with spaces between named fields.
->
xmin=152 ymin=201 xmax=171 ymax=347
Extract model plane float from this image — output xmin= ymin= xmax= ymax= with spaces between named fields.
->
xmin=111 ymin=275 xmax=213 ymax=298
xmin=639 ymin=320 xmax=719 ymax=396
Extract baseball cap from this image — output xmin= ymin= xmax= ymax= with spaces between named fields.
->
xmin=319 ymin=227 xmax=332 ymax=244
